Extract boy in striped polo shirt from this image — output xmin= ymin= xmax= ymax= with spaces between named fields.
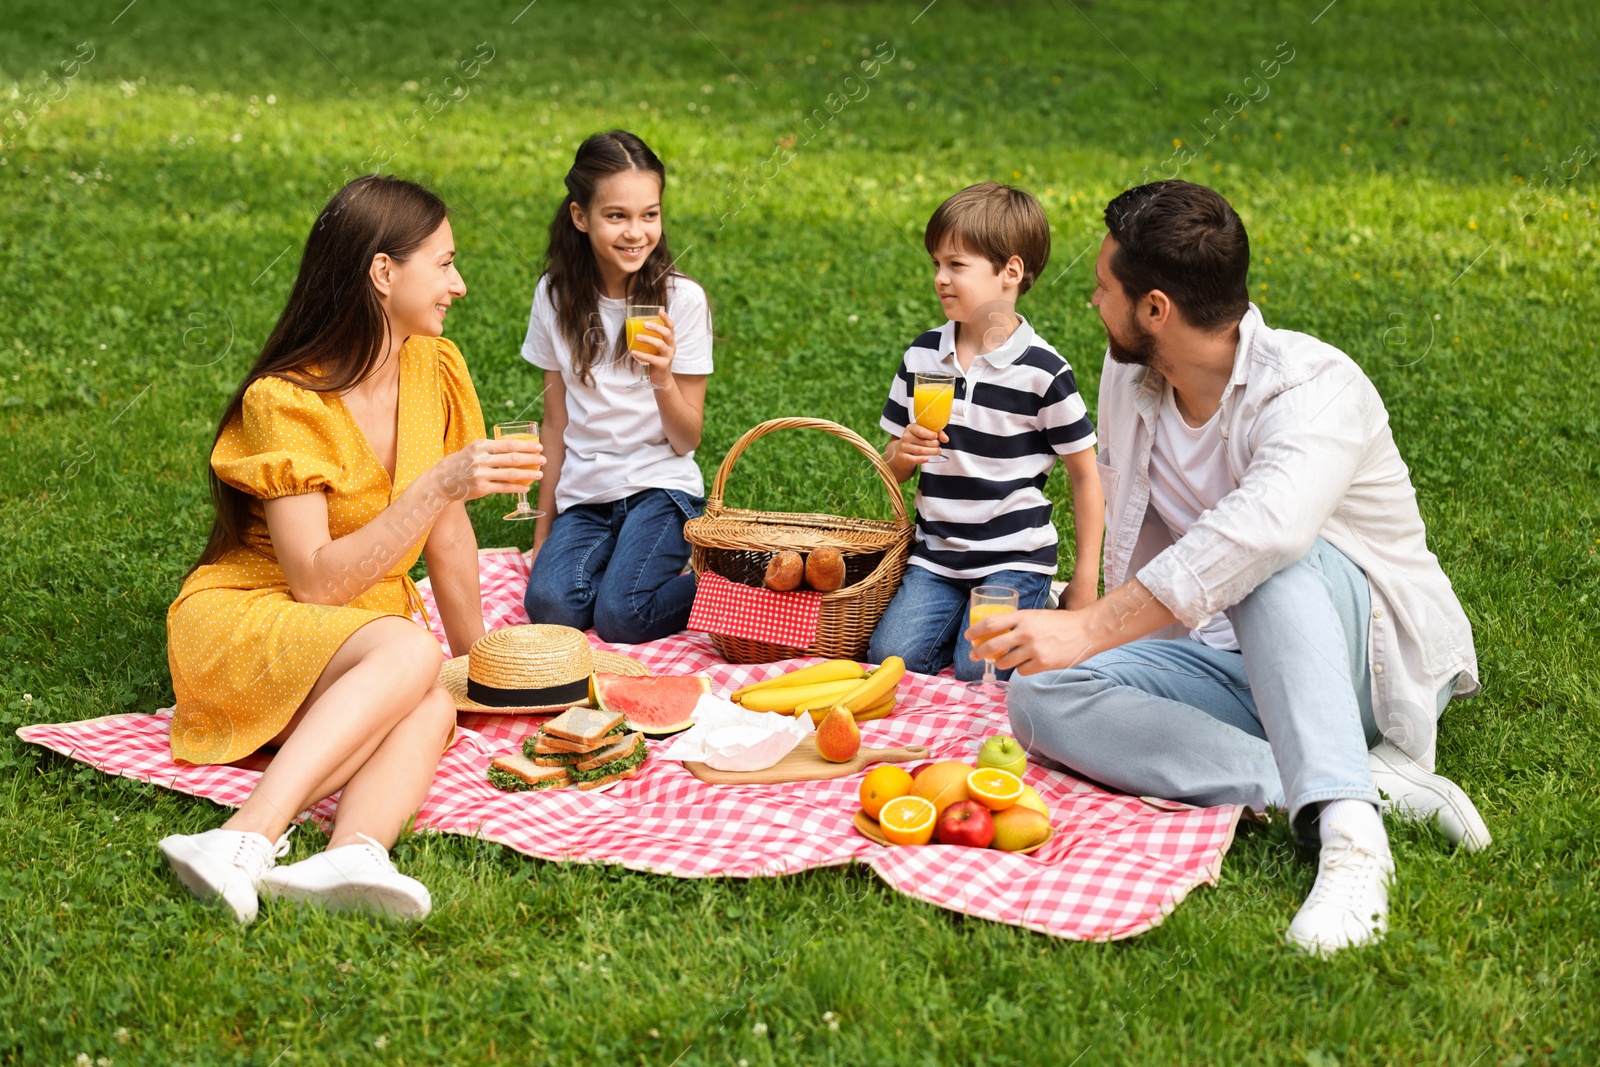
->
xmin=869 ymin=182 xmax=1104 ymax=682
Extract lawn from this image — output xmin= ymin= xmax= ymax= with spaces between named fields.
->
xmin=2 ymin=0 xmax=1597 ymax=1062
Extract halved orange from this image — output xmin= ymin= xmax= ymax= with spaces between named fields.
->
xmin=859 ymin=765 xmax=915 ymax=820
xmin=966 ymin=768 xmax=1023 ymax=811
xmin=877 ymin=795 xmax=936 ymax=846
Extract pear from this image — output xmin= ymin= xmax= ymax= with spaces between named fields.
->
xmin=815 ymin=706 xmax=861 ymax=763
xmin=990 ymin=805 xmax=1052 ymax=851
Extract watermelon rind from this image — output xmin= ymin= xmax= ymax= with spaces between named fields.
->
xmin=595 ymin=674 xmax=710 ymax=737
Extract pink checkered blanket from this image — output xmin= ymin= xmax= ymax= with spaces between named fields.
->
xmin=17 ymin=548 xmax=1240 ymax=940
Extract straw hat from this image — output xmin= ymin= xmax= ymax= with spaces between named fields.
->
xmin=440 ymin=624 xmax=648 ymax=714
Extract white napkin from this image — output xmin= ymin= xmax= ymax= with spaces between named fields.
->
xmin=662 ymin=692 xmax=814 ymax=771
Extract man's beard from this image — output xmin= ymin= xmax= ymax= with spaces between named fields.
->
xmin=1105 ymin=310 xmax=1159 ymax=368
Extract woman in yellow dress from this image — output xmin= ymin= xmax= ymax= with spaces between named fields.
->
xmin=159 ymin=175 xmax=543 ymax=923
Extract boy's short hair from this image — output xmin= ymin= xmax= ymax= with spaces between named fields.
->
xmin=924 ymin=181 xmax=1051 ymax=295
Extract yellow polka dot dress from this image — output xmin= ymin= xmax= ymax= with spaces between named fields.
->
xmin=166 ymin=337 xmax=486 ymax=765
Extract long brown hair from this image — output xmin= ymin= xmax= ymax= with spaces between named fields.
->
xmin=189 ymin=175 xmax=449 ymax=572
xmin=544 ymin=130 xmax=682 ymax=385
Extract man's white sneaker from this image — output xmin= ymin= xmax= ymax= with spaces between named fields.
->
xmin=260 ymin=833 xmax=431 ymax=920
xmin=158 ymin=828 xmax=292 ymax=924
xmin=1286 ymin=827 xmax=1394 ymax=956
xmin=1368 ymin=742 xmax=1492 ymax=851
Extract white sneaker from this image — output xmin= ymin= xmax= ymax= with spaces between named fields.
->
xmin=1368 ymin=742 xmax=1492 ymax=851
xmin=158 ymin=828 xmax=292 ymax=924
xmin=260 ymin=833 xmax=431 ymax=920
xmin=1286 ymin=827 xmax=1394 ymax=956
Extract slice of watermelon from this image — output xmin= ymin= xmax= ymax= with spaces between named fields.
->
xmin=593 ymin=673 xmax=710 ymax=737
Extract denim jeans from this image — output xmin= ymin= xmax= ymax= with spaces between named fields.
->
xmin=869 ymin=565 xmax=1054 ymax=682
xmin=524 ymin=488 xmax=703 ymax=645
xmin=1008 ymin=538 xmax=1398 ymax=841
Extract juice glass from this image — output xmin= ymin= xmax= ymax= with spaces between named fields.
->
xmin=912 ymin=373 xmax=956 ymax=464
xmin=493 ymin=421 xmax=543 ymax=521
xmin=969 ymin=584 xmax=1020 ymax=692
xmin=624 ymin=304 xmax=666 ymax=390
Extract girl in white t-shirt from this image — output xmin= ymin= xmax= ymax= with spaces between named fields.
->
xmin=520 ymin=130 xmax=714 ymax=643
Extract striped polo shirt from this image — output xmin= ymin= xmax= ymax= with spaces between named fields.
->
xmin=879 ymin=316 xmax=1096 ymax=579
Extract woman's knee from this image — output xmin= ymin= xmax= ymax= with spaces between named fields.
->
xmin=360 ymin=618 xmax=443 ymax=695
xmin=1006 ymin=668 xmax=1094 ymax=753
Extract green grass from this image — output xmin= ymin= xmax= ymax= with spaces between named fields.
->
xmin=2 ymin=0 xmax=1598 ymax=1062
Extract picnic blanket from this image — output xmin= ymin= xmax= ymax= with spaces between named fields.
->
xmin=17 ymin=548 xmax=1242 ymax=941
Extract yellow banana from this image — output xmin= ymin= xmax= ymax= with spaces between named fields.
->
xmin=737 ymin=678 xmax=863 ymax=713
xmin=853 ymin=696 xmax=897 ymax=723
xmin=731 ymin=660 xmax=865 ymax=702
xmin=807 ymin=695 xmax=896 ymax=725
xmin=835 ymin=656 xmax=906 ymax=714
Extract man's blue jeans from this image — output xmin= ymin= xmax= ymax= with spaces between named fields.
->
xmin=1008 ymin=538 xmax=1392 ymax=841
xmin=523 ymin=488 xmax=702 ymax=645
xmin=869 ymin=565 xmax=1053 ymax=681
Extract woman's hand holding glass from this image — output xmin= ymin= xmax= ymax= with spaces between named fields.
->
xmin=432 ymin=432 xmax=544 ymax=505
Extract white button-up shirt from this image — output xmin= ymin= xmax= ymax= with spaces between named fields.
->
xmin=1096 ymin=304 xmax=1478 ymax=770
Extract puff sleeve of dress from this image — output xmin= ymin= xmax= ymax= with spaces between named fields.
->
xmin=436 ymin=338 xmax=487 ymax=456
xmin=211 ymin=375 xmax=343 ymax=499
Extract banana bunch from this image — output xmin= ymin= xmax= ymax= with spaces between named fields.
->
xmin=731 ymin=657 xmax=907 ymax=724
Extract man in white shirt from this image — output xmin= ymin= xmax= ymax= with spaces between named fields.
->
xmin=968 ymin=180 xmax=1490 ymax=955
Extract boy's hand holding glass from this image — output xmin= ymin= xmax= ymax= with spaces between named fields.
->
xmin=625 ymin=305 xmax=675 ymax=390
xmin=897 ymin=423 xmax=948 ymax=465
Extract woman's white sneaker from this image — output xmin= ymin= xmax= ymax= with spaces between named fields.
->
xmin=158 ymin=828 xmax=292 ymax=924
xmin=1286 ymin=826 xmax=1394 ymax=956
xmin=1368 ymin=742 xmax=1492 ymax=851
xmin=260 ymin=833 xmax=431 ymax=920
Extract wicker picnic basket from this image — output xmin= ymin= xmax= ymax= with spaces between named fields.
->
xmin=685 ymin=417 xmax=914 ymax=663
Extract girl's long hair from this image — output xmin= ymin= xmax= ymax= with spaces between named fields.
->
xmin=189 ymin=175 xmax=448 ymax=573
xmin=544 ymin=130 xmax=681 ymax=385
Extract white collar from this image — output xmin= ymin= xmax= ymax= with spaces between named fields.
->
xmin=933 ymin=314 xmax=1037 ymax=371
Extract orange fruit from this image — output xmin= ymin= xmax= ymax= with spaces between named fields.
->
xmin=910 ymin=760 xmax=974 ymax=820
xmin=859 ymin=765 xmax=914 ymax=820
xmin=878 ymin=795 xmax=936 ymax=846
xmin=966 ymin=768 xmax=1023 ymax=811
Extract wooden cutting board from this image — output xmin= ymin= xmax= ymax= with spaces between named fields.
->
xmin=684 ymin=736 xmax=930 ymax=785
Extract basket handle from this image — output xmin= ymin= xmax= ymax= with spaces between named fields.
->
xmin=706 ymin=417 xmax=910 ymax=526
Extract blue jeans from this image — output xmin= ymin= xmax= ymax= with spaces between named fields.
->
xmin=869 ymin=565 xmax=1053 ymax=682
xmin=1008 ymin=538 xmax=1392 ymax=842
xmin=524 ymin=488 xmax=703 ymax=645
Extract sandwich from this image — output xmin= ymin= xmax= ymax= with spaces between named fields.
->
xmin=489 ymin=705 xmax=649 ymax=791
xmin=522 ymin=706 xmax=626 ymax=765
xmin=569 ymin=732 xmax=648 ymax=790
xmin=487 ymin=752 xmax=571 ymax=792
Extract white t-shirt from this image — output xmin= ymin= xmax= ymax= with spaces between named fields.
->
xmin=520 ymin=275 xmax=714 ymax=511
xmin=1147 ymin=383 xmax=1240 ymax=651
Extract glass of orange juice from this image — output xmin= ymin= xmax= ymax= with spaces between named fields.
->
xmin=969 ymin=584 xmax=1020 ymax=692
xmin=493 ymin=421 xmax=544 ymax=521
xmin=624 ymin=304 xmax=666 ymax=390
xmin=912 ymin=373 xmax=956 ymax=464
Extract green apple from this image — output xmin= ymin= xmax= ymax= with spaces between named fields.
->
xmin=976 ymin=734 xmax=1027 ymax=778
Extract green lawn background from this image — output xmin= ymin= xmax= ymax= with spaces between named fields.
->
xmin=1 ymin=0 xmax=1597 ymax=1063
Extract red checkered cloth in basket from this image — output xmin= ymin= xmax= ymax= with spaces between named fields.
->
xmin=686 ymin=571 xmax=823 ymax=648
xmin=16 ymin=547 xmax=1241 ymax=941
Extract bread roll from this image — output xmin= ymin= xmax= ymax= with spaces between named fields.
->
xmin=804 ymin=546 xmax=846 ymax=592
xmin=763 ymin=551 xmax=804 ymax=591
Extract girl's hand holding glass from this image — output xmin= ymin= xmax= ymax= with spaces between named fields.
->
xmin=625 ymin=305 xmax=675 ymax=389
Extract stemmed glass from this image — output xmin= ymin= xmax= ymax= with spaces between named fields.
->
xmin=624 ymin=304 xmax=666 ymax=390
xmin=968 ymin=584 xmax=1020 ymax=694
xmin=912 ymin=373 xmax=955 ymax=464
xmin=493 ymin=421 xmax=543 ymax=521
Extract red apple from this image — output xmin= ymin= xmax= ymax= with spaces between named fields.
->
xmin=936 ymin=800 xmax=995 ymax=848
